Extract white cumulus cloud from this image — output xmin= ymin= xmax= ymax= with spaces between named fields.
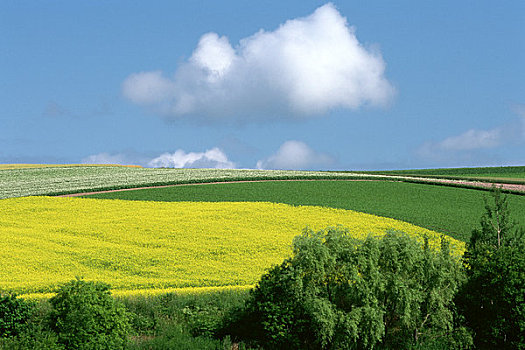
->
xmin=83 ymin=148 xmax=235 ymax=169
xmin=148 ymin=148 xmax=235 ymax=168
xmin=122 ymin=3 xmax=394 ymax=121
xmin=256 ymin=140 xmax=334 ymax=170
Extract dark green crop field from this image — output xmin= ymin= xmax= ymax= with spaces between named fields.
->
xmin=370 ymin=165 xmax=525 ymax=181
xmin=83 ymin=180 xmax=525 ymax=242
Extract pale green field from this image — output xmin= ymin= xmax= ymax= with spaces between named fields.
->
xmin=0 ymin=166 xmax=367 ymax=199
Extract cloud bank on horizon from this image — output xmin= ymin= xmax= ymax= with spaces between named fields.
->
xmin=148 ymin=148 xmax=235 ymax=168
xmin=83 ymin=148 xmax=235 ymax=169
xmin=122 ymin=3 xmax=394 ymax=121
xmin=83 ymin=141 xmax=333 ymax=170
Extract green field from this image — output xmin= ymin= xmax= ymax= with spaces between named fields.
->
xmin=83 ymin=180 xmax=525 ymax=242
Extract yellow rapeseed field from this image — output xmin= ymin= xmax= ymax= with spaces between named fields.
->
xmin=0 ymin=197 xmax=464 ymax=297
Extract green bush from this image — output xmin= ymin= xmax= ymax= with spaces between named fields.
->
xmin=457 ymin=188 xmax=525 ymax=349
xmin=0 ymin=299 xmax=63 ymax=349
xmin=48 ymin=279 xmax=131 ymax=350
xmin=122 ymin=289 xmax=249 ymax=340
xmin=0 ymin=294 xmax=32 ymax=338
xmin=123 ymin=292 xmax=250 ymax=349
xmin=230 ymin=227 xmax=470 ymax=349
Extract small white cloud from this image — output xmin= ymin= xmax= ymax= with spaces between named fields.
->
xmin=416 ymin=128 xmax=503 ymax=164
xmin=416 ymin=110 xmax=525 ymax=165
xmin=148 ymin=148 xmax=235 ymax=168
xmin=438 ymin=129 xmax=502 ymax=151
xmin=82 ymin=152 xmax=128 ymax=165
xmin=256 ymin=140 xmax=333 ymax=170
xmin=122 ymin=3 xmax=394 ymax=121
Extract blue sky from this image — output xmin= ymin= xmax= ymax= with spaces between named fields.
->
xmin=2 ymin=1 xmax=524 ymax=170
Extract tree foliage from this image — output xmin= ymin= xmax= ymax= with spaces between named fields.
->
xmin=458 ymin=187 xmax=525 ymax=349
xmin=234 ymin=227 xmax=468 ymax=349
xmin=49 ymin=279 xmax=131 ymax=350
xmin=0 ymin=294 xmax=32 ymax=338
xmin=469 ymin=187 xmax=523 ymax=249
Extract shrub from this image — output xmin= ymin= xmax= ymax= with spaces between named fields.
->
xmin=123 ymin=291 xmax=251 ymax=349
xmin=49 ymin=279 xmax=131 ymax=350
xmin=230 ymin=227 xmax=469 ymax=349
xmin=0 ymin=294 xmax=32 ymax=338
xmin=127 ymin=322 xmax=238 ymax=350
xmin=0 ymin=298 xmax=64 ymax=349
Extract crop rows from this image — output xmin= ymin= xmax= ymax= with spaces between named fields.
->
xmin=0 ymin=166 xmax=376 ymax=199
xmin=3 ymin=165 xmax=524 ymax=200
xmin=0 ymin=196 xmax=462 ymax=296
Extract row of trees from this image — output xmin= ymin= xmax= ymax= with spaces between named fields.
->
xmin=224 ymin=188 xmax=525 ymax=349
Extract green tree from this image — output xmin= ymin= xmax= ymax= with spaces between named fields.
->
xmin=49 ymin=279 xmax=131 ymax=350
xmin=233 ymin=227 xmax=469 ymax=349
xmin=469 ymin=186 xmax=523 ymax=249
xmin=0 ymin=294 xmax=32 ymax=338
xmin=458 ymin=187 xmax=525 ymax=349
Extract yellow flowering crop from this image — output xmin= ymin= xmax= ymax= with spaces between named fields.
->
xmin=0 ymin=197 xmax=464 ymax=297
